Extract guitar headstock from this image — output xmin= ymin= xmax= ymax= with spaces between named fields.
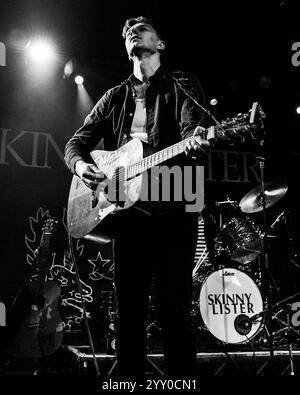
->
xmin=212 ymin=102 xmax=266 ymax=144
xmin=42 ymin=216 xmax=58 ymax=235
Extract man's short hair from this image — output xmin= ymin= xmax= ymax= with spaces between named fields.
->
xmin=122 ymin=16 xmax=163 ymax=40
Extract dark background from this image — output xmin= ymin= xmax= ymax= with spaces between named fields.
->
xmin=1 ymin=0 xmax=300 ymax=344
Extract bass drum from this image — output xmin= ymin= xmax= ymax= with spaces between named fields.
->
xmin=199 ymin=268 xmax=264 ymax=344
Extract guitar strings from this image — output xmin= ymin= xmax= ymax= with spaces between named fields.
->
xmin=109 ymin=123 xmax=251 ymax=185
xmin=103 ymin=115 xmax=253 ymax=196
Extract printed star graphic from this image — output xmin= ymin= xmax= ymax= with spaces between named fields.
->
xmin=88 ymin=251 xmax=112 ymax=281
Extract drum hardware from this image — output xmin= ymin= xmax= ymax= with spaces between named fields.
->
xmin=270 ymin=209 xmax=286 ymax=230
xmin=235 ymin=292 xmax=300 ymax=331
xmin=270 ymin=306 xmax=300 ymax=340
xmin=215 ymin=196 xmax=239 ymax=230
xmin=252 ymin=157 xmax=277 ymax=368
xmin=280 ymin=209 xmax=300 ymax=270
xmin=266 ymin=234 xmax=278 ymax=239
xmin=237 ymin=154 xmax=289 ymax=368
xmin=235 ymin=289 xmax=300 ymax=375
xmin=271 ymin=209 xmax=300 ymax=374
xmin=215 ymin=200 xmax=238 ymax=207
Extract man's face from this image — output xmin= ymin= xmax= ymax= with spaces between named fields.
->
xmin=124 ymin=22 xmax=164 ymax=58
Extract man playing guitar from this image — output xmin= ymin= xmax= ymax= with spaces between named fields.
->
xmin=65 ymin=15 xmax=211 ymax=378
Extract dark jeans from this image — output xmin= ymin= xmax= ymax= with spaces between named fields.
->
xmin=111 ymin=209 xmax=198 ymax=378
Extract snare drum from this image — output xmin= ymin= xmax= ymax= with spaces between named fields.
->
xmin=215 ymin=216 xmax=264 ymax=264
xmin=199 ymin=268 xmax=264 ymax=344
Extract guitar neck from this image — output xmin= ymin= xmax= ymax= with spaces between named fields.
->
xmin=127 ymin=136 xmax=192 ymax=177
xmin=36 ymin=232 xmax=51 ymax=294
xmin=127 ymin=125 xmax=217 ymax=178
xmin=127 ymin=109 xmax=261 ymax=179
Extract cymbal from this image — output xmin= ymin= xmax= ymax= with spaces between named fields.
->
xmin=239 ymin=180 xmax=288 ymax=213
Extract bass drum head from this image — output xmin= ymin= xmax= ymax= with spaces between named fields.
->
xmin=199 ymin=268 xmax=264 ymax=344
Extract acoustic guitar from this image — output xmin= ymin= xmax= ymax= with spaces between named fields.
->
xmin=67 ymin=102 xmax=265 ymax=238
xmin=6 ymin=217 xmax=63 ymax=358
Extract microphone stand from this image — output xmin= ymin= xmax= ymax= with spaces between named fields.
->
xmin=278 ymin=209 xmax=300 ymax=375
xmin=257 ymin=155 xmax=274 ymax=371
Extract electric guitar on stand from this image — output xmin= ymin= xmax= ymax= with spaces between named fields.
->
xmin=67 ymin=102 xmax=265 ymax=238
xmin=6 ymin=216 xmax=63 ymax=358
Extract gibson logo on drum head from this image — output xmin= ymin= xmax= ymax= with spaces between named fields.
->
xmin=223 ymin=271 xmax=235 ymax=276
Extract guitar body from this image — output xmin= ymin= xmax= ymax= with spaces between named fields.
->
xmin=67 ymin=138 xmax=145 ymax=238
xmin=6 ymin=217 xmax=63 ymax=359
xmin=7 ymin=280 xmax=63 ymax=358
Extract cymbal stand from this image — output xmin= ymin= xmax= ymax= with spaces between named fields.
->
xmin=257 ymin=155 xmax=274 ymax=369
xmin=284 ymin=209 xmax=300 ymax=270
xmin=271 ymin=305 xmax=297 ymax=375
xmin=250 ymin=290 xmax=300 ymax=375
xmin=274 ymin=209 xmax=300 ymax=375
xmin=284 ymin=307 xmax=295 ymax=375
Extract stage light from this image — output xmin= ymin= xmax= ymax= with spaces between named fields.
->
xmin=26 ymin=39 xmax=56 ymax=64
xmin=296 ymin=106 xmax=300 ymax=114
xmin=74 ymin=75 xmax=84 ymax=85
xmin=210 ymin=98 xmax=218 ymax=106
xmin=63 ymin=57 xmax=78 ymax=79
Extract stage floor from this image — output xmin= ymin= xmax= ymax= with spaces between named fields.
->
xmin=2 ymin=333 xmax=300 ymax=376
xmin=33 ymin=343 xmax=297 ymax=377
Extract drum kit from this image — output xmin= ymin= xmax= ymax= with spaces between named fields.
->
xmin=194 ymin=179 xmax=297 ymax=348
xmin=100 ymin=175 xmax=298 ymax=373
